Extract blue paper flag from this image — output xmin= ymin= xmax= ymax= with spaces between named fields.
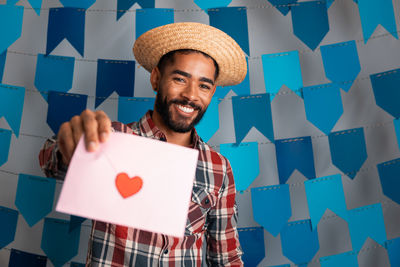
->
xmin=304 ymin=174 xmax=348 ymax=229
xmin=394 ymin=118 xmax=400 ymax=151
xmin=71 ymin=262 xmax=86 ymax=267
xmin=320 ymin=251 xmax=358 ymax=267
xmin=220 ymin=142 xmax=259 ymax=191
xmin=237 ymin=227 xmax=265 ymax=267
xmin=386 ymin=237 xmax=400 ymax=267
xmin=59 ymin=0 xmax=96 ymax=9
xmin=0 ymin=84 xmax=25 ymax=137
xmin=251 ymin=184 xmax=291 ymax=236
xmin=275 ymin=136 xmax=316 ymax=184
xmin=15 ymin=174 xmax=56 ymax=227
xmin=347 ymin=203 xmax=387 ymax=250
xmin=0 ymin=206 xmax=18 ymax=249
xmin=328 ymin=127 xmax=367 ymax=179
xmin=377 ymin=158 xmax=400 ymax=205
xmin=213 ymin=58 xmax=250 ymax=99
xmin=268 ymin=0 xmax=297 ymax=16
xmin=280 ymin=219 xmax=320 ymax=265
xmin=95 ymin=59 xmax=135 ymax=108
xmin=118 ymin=97 xmax=154 ymax=124
xmin=357 ymin=0 xmax=398 ymax=43
xmin=262 ymin=50 xmax=303 ymax=100
xmin=209 ymin=7 xmax=250 ymax=55
xmin=135 ymin=8 xmax=174 ymax=38
xmin=196 ymin=97 xmax=220 ymax=142
xmin=194 ymin=0 xmax=231 ymax=14
xmin=41 ymin=218 xmax=81 ymax=267
xmin=232 ymin=93 xmax=274 ymax=144
xmin=69 ymin=215 xmax=86 ymax=232
xmin=291 ymin=1 xmax=329 ymax=50
xmin=34 ymin=54 xmax=75 ymax=102
xmin=0 ymin=128 xmax=11 ymax=166
xmin=26 ymin=0 xmax=42 ymax=16
xmin=303 ymin=82 xmax=343 ymax=135
xmin=9 ymin=249 xmax=47 ymax=267
xmin=0 ymin=50 xmax=6 ymax=82
xmin=370 ymin=68 xmax=400 ymax=118
xmin=116 ymin=0 xmax=155 ymax=20
xmin=47 ymin=91 xmax=87 ymax=134
xmin=326 ymin=0 xmax=336 ymax=8
xmin=46 ymin=7 xmax=85 ymax=57
xmin=0 ymin=4 xmax=23 ymax=54
xmin=320 ymin=40 xmax=361 ymax=92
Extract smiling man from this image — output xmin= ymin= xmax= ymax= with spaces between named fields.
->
xmin=39 ymin=22 xmax=247 ymax=266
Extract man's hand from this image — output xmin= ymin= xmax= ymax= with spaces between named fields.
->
xmin=57 ymin=110 xmax=111 ymax=164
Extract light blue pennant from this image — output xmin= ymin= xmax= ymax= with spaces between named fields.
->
xmin=328 ymin=127 xmax=367 ymax=179
xmin=0 ymin=84 xmax=25 ymax=137
xmin=386 ymin=237 xmax=400 ymax=267
xmin=0 ymin=128 xmax=11 ymax=166
xmin=251 ymin=184 xmax=291 ymax=236
xmin=357 ymin=0 xmax=398 ymax=43
xmin=135 ymin=8 xmax=174 ymax=38
xmin=304 ymin=174 xmax=348 ymax=229
xmin=0 ymin=4 xmax=23 ymax=54
xmin=34 ymin=54 xmax=75 ymax=102
xmin=291 ymin=0 xmax=329 ymax=50
xmin=59 ymin=0 xmax=96 ymax=9
xmin=0 ymin=206 xmax=18 ymax=249
xmin=326 ymin=0 xmax=335 ymax=8
xmin=275 ymin=136 xmax=316 ymax=184
xmin=347 ymin=203 xmax=387 ymax=251
xmin=118 ymin=97 xmax=154 ymax=124
xmin=194 ymin=0 xmax=231 ymax=14
xmin=27 ymin=0 xmax=43 ymax=16
xmin=280 ymin=219 xmax=320 ymax=265
xmin=220 ymin=142 xmax=259 ymax=191
xmin=370 ymin=68 xmax=400 ymax=118
xmin=0 ymin=50 xmax=6 ymax=82
xmin=208 ymin=6 xmax=249 ymax=56
xmin=394 ymin=118 xmax=400 ymax=151
xmin=320 ymin=40 xmax=361 ymax=92
xmin=268 ymin=0 xmax=297 ymax=16
xmin=261 ymin=50 xmax=303 ymax=100
xmin=196 ymin=97 xmax=220 ymax=142
xmin=46 ymin=7 xmax=86 ymax=57
xmin=231 ymin=93 xmax=274 ymax=144
xmin=303 ymin=82 xmax=343 ymax=135
xmin=377 ymin=158 xmax=400 ymax=205
xmin=320 ymin=251 xmax=358 ymax=267
xmin=95 ymin=59 xmax=135 ymax=108
xmin=117 ymin=0 xmax=155 ymax=20
xmin=9 ymin=249 xmax=47 ymax=267
xmin=237 ymin=227 xmax=265 ymax=267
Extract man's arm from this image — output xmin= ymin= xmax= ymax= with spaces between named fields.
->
xmin=38 ymin=136 xmax=68 ymax=179
xmin=205 ymin=159 xmax=243 ymax=266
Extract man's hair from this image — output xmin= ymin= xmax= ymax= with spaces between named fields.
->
xmin=156 ymin=49 xmax=220 ymax=81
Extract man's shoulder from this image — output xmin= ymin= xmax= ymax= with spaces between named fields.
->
xmin=111 ymin=121 xmax=140 ymax=135
xmin=197 ymin=140 xmax=230 ymax=169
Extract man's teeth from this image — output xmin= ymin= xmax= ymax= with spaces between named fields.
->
xmin=177 ymin=104 xmax=194 ymax=113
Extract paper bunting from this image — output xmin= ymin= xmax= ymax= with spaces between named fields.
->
xmin=280 ymin=219 xmax=320 ymax=265
xmin=71 ymin=262 xmax=85 ymax=267
xmin=95 ymin=59 xmax=135 ymax=108
xmin=34 ymin=54 xmax=75 ymax=102
xmin=46 ymin=7 xmax=85 ymax=57
xmin=328 ymin=127 xmax=367 ymax=179
xmin=377 ymin=158 xmax=400 ymax=205
xmin=237 ymin=227 xmax=265 ymax=267
xmin=0 ymin=128 xmax=11 ymax=166
xmin=194 ymin=0 xmax=231 ymax=14
xmin=117 ymin=0 xmax=155 ymax=20
xmin=59 ymin=0 xmax=96 ymax=9
xmin=303 ymin=83 xmax=343 ymax=135
xmin=220 ymin=142 xmax=259 ymax=191
xmin=261 ymin=50 xmax=303 ymax=99
xmin=118 ymin=97 xmax=154 ymax=124
xmin=320 ymin=40 xmax=361 ymax=92
xmin=9 ymin=249 xmax=47 ymax=267
xmin=394 ymin=118 xmax=400 ymax=151
xmin=0 ymin=206 xmax=18 ymax=249
xmin=291 ymin=1 xmax=329 ymax=51
xmin=268 ymin=0 xmax=297 ymax=16
xmin=326 ymin=0 xmax=336 ymax=8
xmin=386 ymin=237 xmax=400 ymax=267
xmin=46 ymin=91 xmax=88 ymax=134
xmin=357 ymin=0 xmax=398 ymax=43
xmin=0 ymin=84 xmax=25 ymax=137
xmin=15 ymin=174 xmax=56 ymax=227
xmin=275 ymin=136 xmax=316 ymax=184
xmin=135 ymin=8 xmax=174 ymax=39
xmin=0 ymin=50 xmax=6 ymax=82
xmin=41 ymin=218 xmax=81 ymax=267
xmin=319 ymin=251 xmax=358 ymax=267
xmin=231 ymin=93 xmax=274 ymax=144
xmin=370 ymin=68 xmax=400 ymax=118
xmin=195 ymin=97 xmax=219 ymax=142
xmin=304 ymin=174 xmax=348 ymax=229
xmin=251 ymin=184 xmax=291 ymax=236
xmin=25 ymin=0 xmax=43 ymax=16
xmin=0 ymin=4 xmax=24 ymax=54
xmin=208 ymin=7 xmax=250 ymax=55
xmin=69 ymin=215 xmax=86 ymax=232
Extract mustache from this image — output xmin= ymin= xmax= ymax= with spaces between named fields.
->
xmin=169 ymin=99 xmax=201 ymax=111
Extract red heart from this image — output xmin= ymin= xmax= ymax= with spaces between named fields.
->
xmin=115 ymin=172 xmax=143 ymax=198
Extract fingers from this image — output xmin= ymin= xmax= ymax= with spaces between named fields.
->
xmin=57 ymin=122 xmax=76 ymax=164
xmin=81 ymin=110 xmax=99 ymax=152
xmin=95 ymin=110 xmax=111 ymax=142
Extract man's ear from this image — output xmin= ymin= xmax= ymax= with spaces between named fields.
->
xmin=150 ymin=67 xmax=161 ymax=93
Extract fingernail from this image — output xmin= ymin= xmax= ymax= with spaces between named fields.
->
xmin=100 ymin=132 xmax=108 ymax=142
xmin=88 ymin=141 xmax=97 ymax=151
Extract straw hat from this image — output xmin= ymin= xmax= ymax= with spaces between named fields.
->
xmin=133 ymin=22 xmax=247 ymax=87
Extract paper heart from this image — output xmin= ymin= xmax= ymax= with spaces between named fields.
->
xmin=115 ymin=172 xmax=143 ymax=198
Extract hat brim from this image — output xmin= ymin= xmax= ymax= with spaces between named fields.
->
xmin=133 ymin=22 xmax=247 ymax=87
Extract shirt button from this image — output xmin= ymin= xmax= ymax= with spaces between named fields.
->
xmin=164 ymin=249 xmax=169 ymax=254
xmin=205 ymin=199 xmax=209 ymax=204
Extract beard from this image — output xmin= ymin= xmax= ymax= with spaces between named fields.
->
xmin=154 ymin=87 xmax=207 ymax=133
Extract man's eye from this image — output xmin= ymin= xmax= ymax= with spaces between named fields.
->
xmin=200 ymin=84 xmax=210 ymax=90
xmin=173 ymin=77 xmax=185 ymax=82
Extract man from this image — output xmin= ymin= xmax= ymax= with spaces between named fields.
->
xmin=39 ymin=22 xmax=247 ymax=266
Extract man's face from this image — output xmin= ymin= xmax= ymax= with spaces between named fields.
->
xmin=152 ymin=52 xmax=217 ymax=133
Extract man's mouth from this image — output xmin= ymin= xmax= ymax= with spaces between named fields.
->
xmin=176 ymin=104 xmax=195 ymax=114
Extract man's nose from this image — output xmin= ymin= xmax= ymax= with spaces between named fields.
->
xmin=181 ymin=82 xmax=198 ymax=101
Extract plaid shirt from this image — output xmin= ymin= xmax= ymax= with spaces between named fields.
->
xmin=39 ymin=111 xmax=243 ymax=267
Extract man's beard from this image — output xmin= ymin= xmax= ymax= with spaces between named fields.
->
xmin=154 ymin=87 xmax=207 ymax=133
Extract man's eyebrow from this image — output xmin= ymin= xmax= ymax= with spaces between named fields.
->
xmin=199 ymin=77 xmax=214 ymax=86
xmin=172 ymin=69 xmax=215 ymax=85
